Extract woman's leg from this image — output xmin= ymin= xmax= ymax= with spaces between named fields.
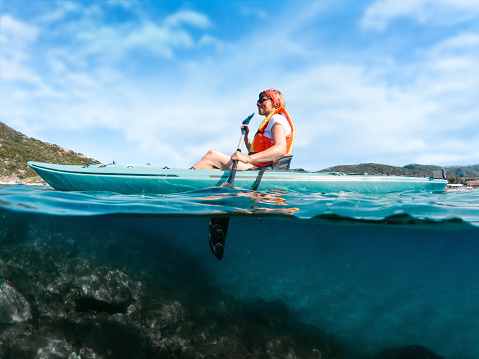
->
xmin=192 ymin=149 xmax=255 ymax=170
xmin=192 ymin=149 xmax=231 ymax=169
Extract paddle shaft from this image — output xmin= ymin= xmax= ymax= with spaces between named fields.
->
xmin=225 ymin=129 xmax=247 ymax=188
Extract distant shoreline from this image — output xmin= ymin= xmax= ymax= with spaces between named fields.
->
xmin=0 ymin=180 xmax=47 ymax=186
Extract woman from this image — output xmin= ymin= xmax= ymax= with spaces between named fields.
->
xmin=192 ymin=89 xmax=295 ymax=170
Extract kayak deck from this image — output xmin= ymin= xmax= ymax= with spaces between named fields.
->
xmin=27 ymin=161 xmax=448 ymax=194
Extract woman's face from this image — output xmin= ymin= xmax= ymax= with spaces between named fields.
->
xmin=257 ymin=93 xmax=276 ymax=116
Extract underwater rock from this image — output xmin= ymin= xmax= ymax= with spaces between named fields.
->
xmin=376 ymin=344 xmax=445 ymax=359
xmin=80 ymin=314 xmax=147 ymax=359
xmin=75 ymin=268 xmax=135 ymax=314
xmin=182 ymin=336 xmax=250 ymax=359
xmin=35 ymin=339 xmax=75 ymax=359
xmin=242 ymin=324 xmax=272 ymax=348
xmin=0 ymin=322 xmax=34 ymax=358
xmin=0 ymin=282 xmax=32 ymax=324
xmin=0 ymin=324 xmax=71 ymax=359
xmin=155 ymin=334 xmax=192 ymax=357
xmin=145 ymin=300 xmax=184 ymax=329
xmin=265 ymin=336 xmax=297 ymax=358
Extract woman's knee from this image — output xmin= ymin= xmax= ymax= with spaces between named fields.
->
xmin=204 ymin=149 xmax=222 ymax=160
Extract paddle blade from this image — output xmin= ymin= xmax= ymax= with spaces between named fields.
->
xmin=208 ymin=216 xmax=229 ymax=260
xmin=243 ymin=113 xmax=255 ymax=125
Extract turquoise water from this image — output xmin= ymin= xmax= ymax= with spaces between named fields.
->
xmin=1 ymin=184 xmax=479 ymax=358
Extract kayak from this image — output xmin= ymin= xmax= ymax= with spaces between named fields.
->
xmin=27 ymin=161 xmax=448 ymax=194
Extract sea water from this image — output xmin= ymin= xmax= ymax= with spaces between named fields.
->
xmin=1 ymin=184 xmax=478 ymax=358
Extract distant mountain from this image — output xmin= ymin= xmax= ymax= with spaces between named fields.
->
xmin=0 ymin=122 xmax=98 ymax=183
xmin=441 ymin=164 xmax=479 ymax=178
xmin=322 ymin=163 xmax=441 ymax=177
xmin=323 ymin=163 xmax=479 ymax=182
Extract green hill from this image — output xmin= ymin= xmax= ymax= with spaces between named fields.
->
xmin=441 ymin=164 xmax=479 ymax=178
xmin=323 ymin=163 xmax=479 ymax=183
xmin=1 ymin=122 xmax=98 ymax=183
xmin=322 ymin=163 xmax=443 ymax=177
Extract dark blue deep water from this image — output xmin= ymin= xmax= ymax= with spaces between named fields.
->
xmin=1 ymin=184 xmax=478 ymax=359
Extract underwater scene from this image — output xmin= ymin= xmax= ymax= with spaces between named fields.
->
xmin=1 ymin=184 xmax=478 ymax=359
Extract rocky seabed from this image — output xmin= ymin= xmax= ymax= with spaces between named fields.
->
xmin=0 ymin=213 xmax=445 ymax=359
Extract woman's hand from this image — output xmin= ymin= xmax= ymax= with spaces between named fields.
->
xmin=241 ymin=124 xmax=250 ymax=136
xmin=231 ymin=151 xmax=251 ymax=164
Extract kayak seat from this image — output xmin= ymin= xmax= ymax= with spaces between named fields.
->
xmin=256 ymin=154 xmax=293 ymax=171
xmin=272 ymin=154 xmax=293 ymax=170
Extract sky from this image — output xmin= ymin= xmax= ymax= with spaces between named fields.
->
xmin=1 ymin=0 xmax=478 ymax=170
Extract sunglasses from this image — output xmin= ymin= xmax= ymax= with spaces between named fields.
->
xmin=257 ymin=96 xmax=272 ymax=104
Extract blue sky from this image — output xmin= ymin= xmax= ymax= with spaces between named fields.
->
xmin=1 ymin=0 xmax=478 ymax=170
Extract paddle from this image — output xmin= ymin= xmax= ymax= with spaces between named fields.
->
xmin=208 ymin=113 xmax=255 ymax=260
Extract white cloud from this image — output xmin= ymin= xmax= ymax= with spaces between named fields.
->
xmin=0 ymin=14 xmax=38 ymax=47
xmin=37 ymin=1 xmax=83 ymax=23
xmin=49 ymin=8 xmax=213 ymax=62
xmin=428 ymin=32 xmax=479 ymax=56
xmin=198 ymin=34 xmax=223 ymax=50
xmin=124 ymin=22 xmax=194 ymax=57
xmin=239 ymin=5 xmax=268 ymax=19
xmin=414 ymin=32 xmax=479 ymax=123
xmin=1 ymin=54 xmax=42 ymax=84
xmin=0 ymin=15 xmax=44 ymax=88
xmin=361 ymin=0 xmax=479 ymax=31
xmin=104 ymin=0 xmax=136 ymax=9
xmin=165 ymin=10 xmax=212 ymax=28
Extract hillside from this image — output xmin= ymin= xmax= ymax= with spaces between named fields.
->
xmin=322 ymin=163 xmax=441 ymax=177
xmin=323 ymin=163 xmax=479 ymax=183
xmin=1 ymin=122 xmax=98 ymax=183
xmin=441 ymin=164 xmax=479 ymax=178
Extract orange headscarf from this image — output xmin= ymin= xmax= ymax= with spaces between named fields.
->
xmin=264 ymin=89 xmax=280 ymax=108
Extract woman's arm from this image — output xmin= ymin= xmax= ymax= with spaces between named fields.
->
xmin=242 ymin=125 xmax=252 ymax=150
xmin=232 ymin=123 xmax=286 ymax=164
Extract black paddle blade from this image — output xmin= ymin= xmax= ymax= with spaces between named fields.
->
xmin=208 ymin=216 xmax=229 ymax=260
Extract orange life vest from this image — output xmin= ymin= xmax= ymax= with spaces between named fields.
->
xmin=249 ymin=107 xmax=295 ymax=167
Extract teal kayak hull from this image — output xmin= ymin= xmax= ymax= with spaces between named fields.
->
xmin=27 ymin=161 xmax=448 ymax=195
